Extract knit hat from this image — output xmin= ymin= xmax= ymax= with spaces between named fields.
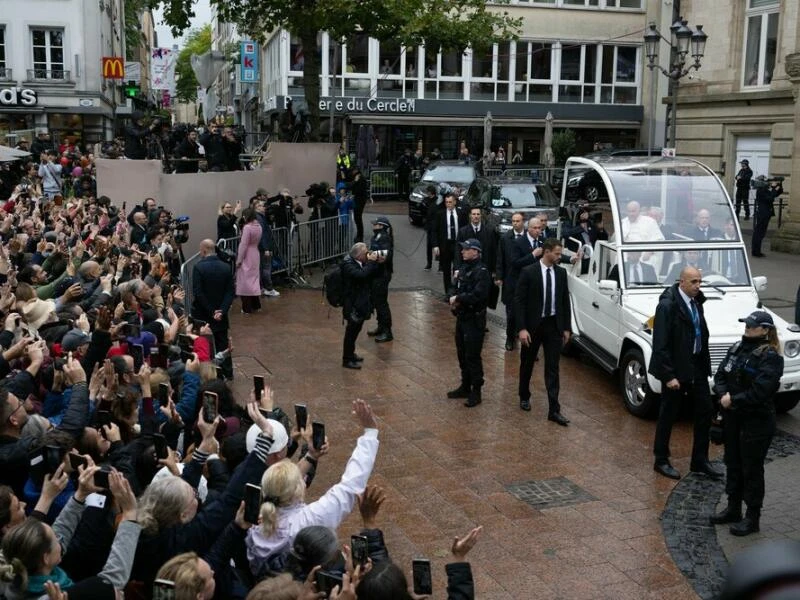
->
xmin=246 ymin=419 xmax=289 ymax=455
xmin=22 ymin=298 xmax=57 ymax=330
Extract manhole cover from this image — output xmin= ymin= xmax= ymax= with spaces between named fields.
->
xmin=506 ymin=477 xmax=597 ymax=509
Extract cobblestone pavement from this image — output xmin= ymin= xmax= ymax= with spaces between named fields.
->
xmin=223 ymin=204 xmax=800 ymax=598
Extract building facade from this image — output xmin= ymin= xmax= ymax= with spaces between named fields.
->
xmin=676 ymin=0 xmax=799 ymax=252
xmin=249 ymin=0 xmax=673 ymax=162
xmin=0 ymin=0 xmax=126 ymax=146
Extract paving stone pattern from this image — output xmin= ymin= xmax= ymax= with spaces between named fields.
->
xmin=662 ymin=431 xmax=800 ymax=600
xmin=507 ymin=477 xmax=598 ymax=509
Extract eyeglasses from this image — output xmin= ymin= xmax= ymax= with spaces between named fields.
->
xmin=6 ymin=399 xmax=24 ymax=424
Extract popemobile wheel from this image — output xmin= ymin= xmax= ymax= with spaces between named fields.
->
xmin=620 ymin=347 xmax=660 ymax=418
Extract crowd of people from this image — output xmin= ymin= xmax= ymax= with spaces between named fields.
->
xmin=0 ymin=132 xmax=483 ymax=600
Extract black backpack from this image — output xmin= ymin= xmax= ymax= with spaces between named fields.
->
xmin=324 ymin=262 xmax=345 ymax=307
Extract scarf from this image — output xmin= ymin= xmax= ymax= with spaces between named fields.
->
xmin=28 ymin=567 xmax=73 ymax=595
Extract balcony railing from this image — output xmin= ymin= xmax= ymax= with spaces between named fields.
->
xmin=27 ymin=69 xmax=71 ymax=82
xmin=0 ymin=67 xmax=11 ymax=81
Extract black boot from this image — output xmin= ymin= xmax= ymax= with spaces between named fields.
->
xmin=447 ymin=384 xmax=470 ymax=399
xmin=464 ymin=387 xmax=482 ymax=408
xmin=709 ymin=498 xmax=742 ymax=525
xmin=730 ymin=507 xmax=760 ymax=537
xmin=374 ymin=330 xmax=393 ymax=343
xmin=367 ymin=327 xmax=383 ymax=337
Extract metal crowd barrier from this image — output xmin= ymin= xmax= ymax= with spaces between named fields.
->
xmin=368 ymin=168 xmax=421 ymax=198
xmin=181 ymin=218 xmax=351 ymax=313
xmin=291 ymin=214 xmax=354 ymax=269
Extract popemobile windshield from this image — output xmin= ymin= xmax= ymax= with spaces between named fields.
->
xmin=557 ymin=155 xmax=800 ymax=417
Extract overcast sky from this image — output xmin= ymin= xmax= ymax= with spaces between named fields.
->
xmin=154 ymin=0 xmax=212 ymax=49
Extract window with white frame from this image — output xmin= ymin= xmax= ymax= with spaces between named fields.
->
xmin=31 ymin=28 xmax=65 ymax=79
xmin=514 ymin=41 xmax=554 ymax=102
xmin=556 ymin=42 xmax=638 ymax=104
xmin=743 ymin=0 xmax=779 ymax=87
xmin=289 ymin=36 xmax=304 ymax=73
xmin=0 ymin=27 xmax=7 ymax=78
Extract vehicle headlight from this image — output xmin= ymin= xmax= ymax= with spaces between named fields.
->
xmin=785 ymin=340 xmax=800 ymax=358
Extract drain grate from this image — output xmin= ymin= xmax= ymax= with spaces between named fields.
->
xmin=506 ymin=477 xmax=597 ymax=509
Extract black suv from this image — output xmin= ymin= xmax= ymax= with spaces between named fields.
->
xmin=464 ymin=177 xmax=561 ymax=235
xmin=408 ymin=161 xmax=478 ymax=225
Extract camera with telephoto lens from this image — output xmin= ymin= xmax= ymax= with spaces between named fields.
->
xmin=159 ymin=207 xmax=190 ymax=244
xmin=375 ymin=249 xmax=388 ymax=258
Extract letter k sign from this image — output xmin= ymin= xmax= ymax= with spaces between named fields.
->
xmin=244 ymin=57 xmax=254 ymax=68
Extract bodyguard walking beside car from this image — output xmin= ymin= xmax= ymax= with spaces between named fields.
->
xmin=496 ymin=212 xmax=526 ymax=350
xmin=710 ymin=311 xmax=783 ymax=536
xmin=649 ymin=266 xmax=723 ymax=480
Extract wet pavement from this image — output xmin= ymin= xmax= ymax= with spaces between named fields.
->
xmin=224 ymin=203 xmax=800 ymax=599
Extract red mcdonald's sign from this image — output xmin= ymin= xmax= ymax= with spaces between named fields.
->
xmin=102 ymin=57 xmax=125 ymax=79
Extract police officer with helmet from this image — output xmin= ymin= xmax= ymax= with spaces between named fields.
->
xmin=447 ymin=238 xmax=491 ymax=408
xmin=367 ymin=216 xmax=394 ymax=343
xmin=711 ymin=310 xmax=784 ymax=536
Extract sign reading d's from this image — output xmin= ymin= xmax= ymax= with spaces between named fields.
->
xmin=102 ymin=57 xmax=125 ymax=79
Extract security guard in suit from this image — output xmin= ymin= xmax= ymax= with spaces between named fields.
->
xmin=367 ymin=216 xmax=394 ymax=343
xmin=447 ymin=239 xmax=491 ymax=408
xmin=711 ymin=311 xmax=784 ymax=537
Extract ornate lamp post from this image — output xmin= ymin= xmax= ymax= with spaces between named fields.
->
xmin=644 ymin=18 xmax=708 ymax=150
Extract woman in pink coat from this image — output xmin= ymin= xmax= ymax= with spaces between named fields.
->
xmin=236 ymin=209 xmax=263 ymax=313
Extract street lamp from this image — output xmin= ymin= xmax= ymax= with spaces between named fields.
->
xmin=644 ymin=18 xmax=707 ymax=151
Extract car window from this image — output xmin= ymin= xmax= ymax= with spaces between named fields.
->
xmin=620 ymin=248 xmax=750 ymax=287
xmin=489 ymin=184 xmax=560 ymax=208
xmin=421 ymin=166 xmax=475 ymax=184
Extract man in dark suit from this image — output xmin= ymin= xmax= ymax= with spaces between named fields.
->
xmin=496 ymin=212 xmax=526 ymax=350
xmin=685 ymin=208 xmax=722 ymax=241
xmin=511 ymin=217 xmax=545 ymax=281
xmin=341 ymin=243 xmax=380 ymax=369
xmin=514 ymin=238 xmax=571 ymax=425
xmin=608 ymin=252 xmax=658 ymax=286
xmin=664 ymin=250 xmax=708 ymax=285
xmin=455 ymin=207 xmax=498 ymax=276
xmin=649 ymin=266 xmax=722 ymax=480
xmin=192 ymin=239 xmax=235 ymax=378
xmin=432 ymin=192 xmax=468 ymax=296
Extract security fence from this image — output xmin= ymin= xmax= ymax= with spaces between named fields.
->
xmin=368 ymin=168 xmax=421 ymax=198
xmin=180 ymin=215 xmax=353 ymax=314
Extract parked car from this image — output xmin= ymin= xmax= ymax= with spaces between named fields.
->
xmin=464 ymin=177 xmax=561 ymax=235
xmin=558 ymin=155 xmax=800 ymax=418
xmin=408 ymin=161 xmax=477 ymax=225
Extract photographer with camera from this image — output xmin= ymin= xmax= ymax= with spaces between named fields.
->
xmin=125 ymin=111 xmax=158 ymax=160
xmin=751 ymin=175 xmax=783 ymax=258
xmin=367 ymin=216 xmax=393 ymax=343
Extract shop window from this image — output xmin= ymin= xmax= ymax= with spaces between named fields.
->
xmin=31 ymin=28 xmax=66 ymax=80
xmin=743 ymin=0 xmax=779 ymax=87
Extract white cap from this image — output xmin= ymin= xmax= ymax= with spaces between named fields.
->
xmin=246 ymin=419 xmax=289 ymax=455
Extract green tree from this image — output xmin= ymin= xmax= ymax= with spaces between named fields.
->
xmin=151 ymin=0 xmax=521 ymax=141
xmin=175 ymin=24 xmax=212 ymax=103
xmin=552 ymin=129 xmax=577 ymax=166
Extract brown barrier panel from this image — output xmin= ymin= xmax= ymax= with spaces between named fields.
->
xmin=96 ymin=143 xmax=338 ymax=247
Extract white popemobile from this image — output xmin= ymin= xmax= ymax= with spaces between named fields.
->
xmin=556 ymin=155 xmax=800 ymax=417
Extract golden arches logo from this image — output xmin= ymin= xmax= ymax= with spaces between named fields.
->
xmin=102 ymin=57 xmax=125 ymax=79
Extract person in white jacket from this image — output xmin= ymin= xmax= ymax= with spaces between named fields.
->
xmin=246 ymin=399 xmax=379 ymax=577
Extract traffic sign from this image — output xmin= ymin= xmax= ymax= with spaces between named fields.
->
xmin=240 ymin=41 xmax=259 ymax=82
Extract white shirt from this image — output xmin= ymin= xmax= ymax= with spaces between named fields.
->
xmin=539 ymin=261 xmax=556 ymax=317
xmin=526 ymin=233 xmax=539 ymax=248
xmin=245 ymin=429 xmax=379 ymax=574
xmin=621 ymin=215 xmax=664 ymax=242
xmin=447 ymin=210 xmax=457 ymax=240
xmin=677 ymin=287 xmax=696 ymax=320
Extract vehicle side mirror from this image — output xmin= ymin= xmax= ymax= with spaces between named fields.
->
xmin=753 ymin=275 xmax=768 ymax=292
xmin=598 ymin=279 xmax=618 ymax=294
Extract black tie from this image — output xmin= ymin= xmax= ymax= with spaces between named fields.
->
xmin=474 ymin=226 xmax=479 ymax=235
xmin=449 ymin=211 xmax=456 ymax=240
xmin=544 ymin=268 xmax=553 ymax=317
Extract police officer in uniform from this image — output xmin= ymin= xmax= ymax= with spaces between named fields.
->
xmin=447 ymin=239 xmax=491 ymax=408
xmin=711 ymin=310 xmax=784 ymax=536
xmin=751 ymin=175 xmax=783 ymax=257
xmin=367 ymin=216 xmax=394 ymax=343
